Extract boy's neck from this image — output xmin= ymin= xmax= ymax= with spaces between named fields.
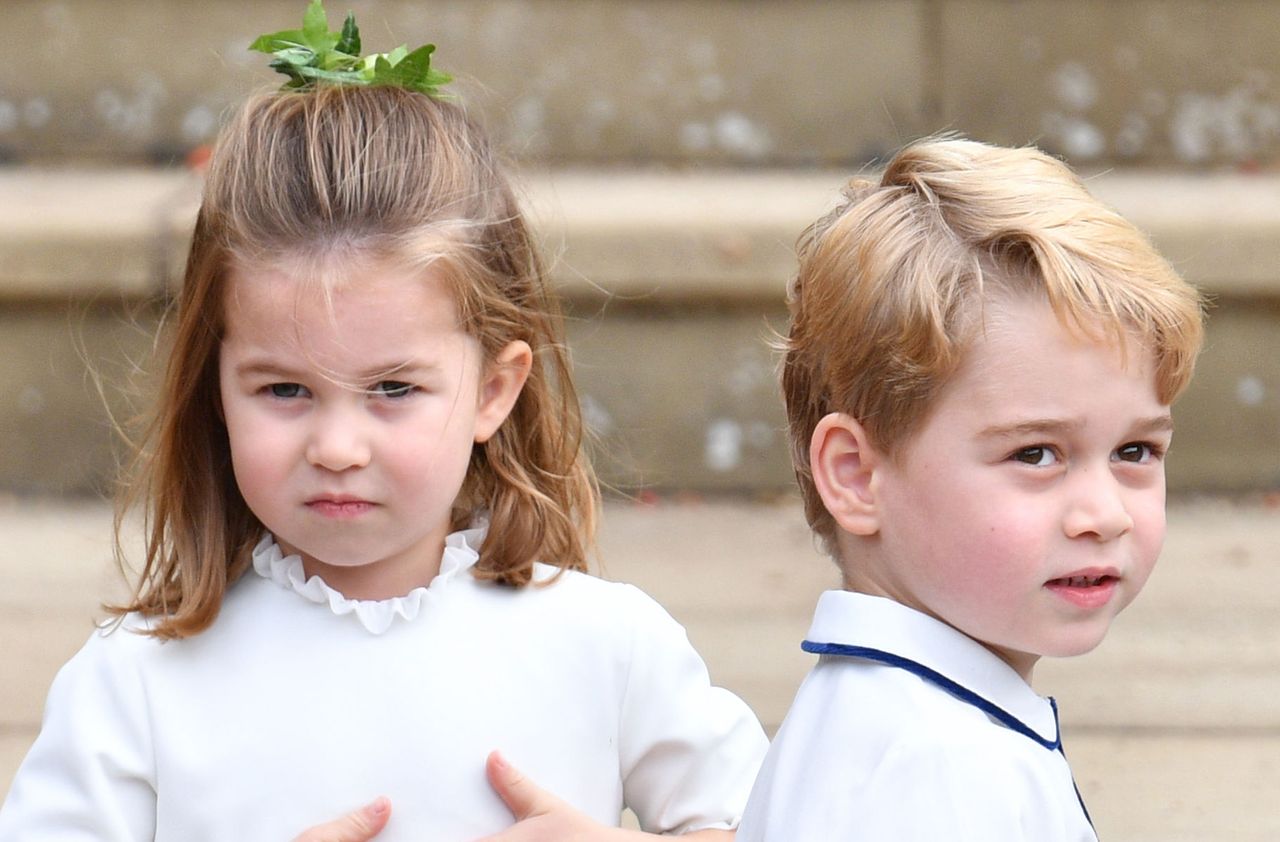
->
xmin=837 ymin=554 xmax=1040 ymax=684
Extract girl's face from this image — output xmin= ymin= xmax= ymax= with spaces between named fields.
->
xmin=218 ymin=255 xmax=530 ymax=599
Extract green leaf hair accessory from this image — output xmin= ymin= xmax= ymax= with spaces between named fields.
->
xmin=249 ymin=0 xmax=452 ymax=98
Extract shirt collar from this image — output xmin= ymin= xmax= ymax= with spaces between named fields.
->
xmin=249 ymin=524 xmax=486 ymax=635
xmin=803 ymin=590 xmax=1060 ymax=747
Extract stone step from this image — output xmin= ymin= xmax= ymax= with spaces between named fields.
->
xmin=2 ymin=496 xmax=1278 ymax=840
xmin=2 ymin=167 xmax=1279 ymax=494
xmin=7 ymin=0 xmax=1280 ymax=169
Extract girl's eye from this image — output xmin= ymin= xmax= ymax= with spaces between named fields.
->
xmin=1011 ymin=446 xmax=1057 ymax=467
xmin=371 ymin=380 xmax=415 ymax=399
xmin=269 ymin=382 xmax=308 ymax=399
xmin=1115 ymin=441 xmax=1161 ymax=463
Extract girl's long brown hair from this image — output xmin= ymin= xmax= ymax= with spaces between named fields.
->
xmin=111 ymin=85 xmax=597 ymax=639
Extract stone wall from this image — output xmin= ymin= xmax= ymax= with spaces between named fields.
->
xmin=5 ymin=0 xmax=1279 ymax=168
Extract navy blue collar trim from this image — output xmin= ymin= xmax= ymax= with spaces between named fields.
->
xmin=801 ymin=640 xmax=1061 ymax=751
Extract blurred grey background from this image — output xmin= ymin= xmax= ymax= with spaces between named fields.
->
xmin=1 ymin=0 xmax=1278 ymax=495
xmin=6 ymin=1 xmax=1280 ymax=168
xmin=1 ymin=2 xmax=1278 ymax=839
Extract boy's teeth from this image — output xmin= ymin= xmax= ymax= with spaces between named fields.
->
xmin=1060 ymin=575 xmax=1114 ymax=587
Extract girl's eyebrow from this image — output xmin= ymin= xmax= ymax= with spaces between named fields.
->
xmin=358 ymin=360 xmax=442 ymax=380
xmin=232 ymin=358 xmax=442 ymax=380
xmin=232 ymin=360 xmax=303 ymax=379
xmin=353 ymin=358 xmax=448 ymax=381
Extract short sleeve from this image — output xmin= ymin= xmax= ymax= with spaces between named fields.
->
xmin=0 ymin=627 xmax=157 ymax=841
xmin=614 ymin=587 xmax=768 ymax=833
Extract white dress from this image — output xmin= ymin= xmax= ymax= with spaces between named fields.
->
xmin=738 ymin=590 xmax=1098 ymax=842
xmin=0 ymin=527 xmax=768 ymax=841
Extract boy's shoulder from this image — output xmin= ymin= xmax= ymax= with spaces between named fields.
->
xmin=749 ymin=670 xmax=1092 ymax=840
xmin=745 ymin=648 xmax=1087 ymax=840
xmin=787 ymin=642 xmax=1021 ymax=757
xmin=744 ymin=696 xmax=1074 ymax=841
xmin=739 ymin=590 xmax=1096 ymax=841
xmin=786 ymin=589 xmax=1064 ymax=763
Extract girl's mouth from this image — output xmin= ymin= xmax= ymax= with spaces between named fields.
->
xmin=306 ymin=498 xmax=375 ymax=518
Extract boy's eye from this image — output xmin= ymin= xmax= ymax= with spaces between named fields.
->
xmin=1115 ymin=441 xmax=1160 ymax=463
xmin=269 ymin=382 xmax=308 ymax=399
xmin=1011 ymin=446 xmax=1057 ymax=467
xmin=371 ymin=380 xmax=415 ymax=398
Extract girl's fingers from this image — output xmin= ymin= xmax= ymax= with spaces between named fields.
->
xmin=291 ymin=797 xmax=391 ymax=842
xmin=486 ymin=751 xmax=557 ymax=821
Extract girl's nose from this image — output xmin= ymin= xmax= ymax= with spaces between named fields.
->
xmin=1062 ymin=466 xmax=1134 ymax=541
xmin=305 ymin=411 xmax=372 ymax=472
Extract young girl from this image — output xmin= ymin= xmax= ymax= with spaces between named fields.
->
xmin=0 ymin=11 xmax=766 ymax=841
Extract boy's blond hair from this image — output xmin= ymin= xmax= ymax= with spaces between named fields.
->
xmin=782 ymin=137 xmax=1204 ymax=554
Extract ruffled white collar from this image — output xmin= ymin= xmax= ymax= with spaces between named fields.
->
xmin=249 ymin=526 xmax=485 ymax=635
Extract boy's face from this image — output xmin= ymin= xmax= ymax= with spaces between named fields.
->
xmin=855 ymin=295 xmax=1171 ymax=680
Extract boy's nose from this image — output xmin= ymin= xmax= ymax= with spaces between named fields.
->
xmin=305 ymin=410 xmax=372 ymax=472
xmin=1062 ymin=466 xmax=1134 ymax=541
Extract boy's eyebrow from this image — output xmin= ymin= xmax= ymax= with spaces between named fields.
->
xmin=979 ymin=419 xmax=1084 ymax=439
xmin=979 ymin=414 xmax=1174 ymax=439
xmin=1130 ymin=414 xmax=1176 ymax=435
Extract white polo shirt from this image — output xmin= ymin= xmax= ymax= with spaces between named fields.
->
xmin=738 ymin=590 xmax=1097 ymax=841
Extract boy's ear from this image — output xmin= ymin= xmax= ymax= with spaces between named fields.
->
xmin=474 ymin=340 xmax=533 ymax=443
xmin=809 ymin=412 xmax=883 ymax=537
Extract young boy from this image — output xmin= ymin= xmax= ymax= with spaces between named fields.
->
xmin=737 ymin=138 xmax=1204 ymax=841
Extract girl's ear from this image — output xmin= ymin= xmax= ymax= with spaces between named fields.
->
xmin=474 ymin=340 xmax=533 ymax=443
xmin=810 ymin=412 xmax=883 ymax=537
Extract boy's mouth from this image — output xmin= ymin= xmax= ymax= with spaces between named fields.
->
xmin=1044 ymin=569 xmax=1120 ymax=608
xmin=1047 ymin=574 xmax=1117 ymax=588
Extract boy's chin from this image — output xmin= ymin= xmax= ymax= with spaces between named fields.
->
xmin=1036 ymin=630 xmax=1114 ymax=661
xmin=984 ymin=630 xmax=1112 ymax=678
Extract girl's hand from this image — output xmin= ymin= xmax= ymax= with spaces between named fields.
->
xmin=477 ymin=751 xmax=615 ymax=841
xmin=292 ymin=797 xmax=391 ymax=842
xmin=477 ymin=752 xmax=735 ymax=842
